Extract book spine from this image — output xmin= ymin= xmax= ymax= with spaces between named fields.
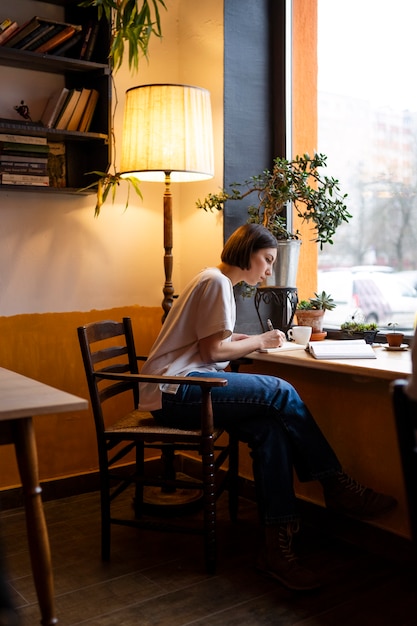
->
xmin=0 ymin=163 xmax=48 ymax=176
xmin=0 ymin=163 xmax=48 ymax=175
xmin=0 ymin=22 xmax=18 ymax=45
xmin=12 ymin=23 xmax=46 ymax=50
xmin=84 ymin=22 xmax=100 ymax=61
xmin=40 ymin=87 xmax=70 ymax=129
xmin=3 ymin=18 xmax=39 ymax=48
xmin=0 ymin=150 xmax=49 ymax=160
xmin=79 ymin=21 xmax=94 ymax=60
xmin=0 ymin=154 xmax=47 ymax=164
xmin=0 ymin=173 xmax=50 ymax=186
xmin=0 ymin=19 xmax=12 ymax=32
xmin=52 ymin=31 xmax=82 ymax=58
xmin=20 ymin=24 xmax=59 ymax=52
xmin=35 ymin=25 xmax=77 ymax=54
xmin=0 ymin=134 xmax=47 ymax=145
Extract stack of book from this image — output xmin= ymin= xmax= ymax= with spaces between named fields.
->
xmin=0 ymin=134 xmax=49 ymax=186
xmin=0 ymin=15 xmax=83 ymax=56
xmin=41 ymin=87 xmax=99 ymax=132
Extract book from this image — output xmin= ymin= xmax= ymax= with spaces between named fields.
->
xmin=66 ymin=88 xmax=91 ymax=131
xmin=20 ymin=23 xmax=60 ymax=51
xmin=0 ymin=21 xmax=18 ymax=45
xmin=0 ymin=133 xmax=47 ymax=145
xmin=2 ymin=17 xmax=40 ymax=47
xmin=0 ymin=18 xmax=12 ymax=32
xmin=84 ymin=22 xmax=100 ymax=61
xmin=0 ymin=154 xmax=47 ymax=164
xmin=0 ymin=173 xmax=49 ymax=186
xmin=78 ymin=20 xmax=94 ymax=60
xmin=52 ymin=31 xmax=82 ymax=58
xmin=0 ymin=160 xmax=48 ymax=175
xmin=35 ymin=25 xmax=79 ymax=54
xmin=54 ymin=89 xmax=82 ymax=130
xmin=12 ymin=22 xmax=53 ymax=50
xmin=77 ymin=89 xmax=99 ymax=132
xmin=40 ymin=87 xmax=70 ymax=128
xmin=3 ymin=16 xmax=82 ymax=52
xmin=0 ymin=143 xmax=49 ymax=162
xmin=47 ymin=142 xmax=66 ymax=188
xmin=307 ymin=339 xmax=377 ymax=360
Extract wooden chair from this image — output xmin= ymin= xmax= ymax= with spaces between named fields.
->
xmin=391 ymin=379 xmax=417 ymax=544
xmin=77 ymin=317 xmax=239 ymax=574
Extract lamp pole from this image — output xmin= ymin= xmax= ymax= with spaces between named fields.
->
xmin=162 ymin=172 xmax=175 ymax=321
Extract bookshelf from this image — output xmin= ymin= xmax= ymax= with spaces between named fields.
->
xmin=0 ymin=0 xmax=111 ymax=193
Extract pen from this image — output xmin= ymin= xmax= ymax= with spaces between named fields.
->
xmin=267 ymin=319 xmax=274 ymax=331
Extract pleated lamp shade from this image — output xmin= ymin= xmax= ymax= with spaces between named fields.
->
xmin=120 ymin=83 xmax=214 ymax=182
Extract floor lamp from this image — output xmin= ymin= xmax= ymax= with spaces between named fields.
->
xmin=120 ymin=83 xmax=214 ymax=321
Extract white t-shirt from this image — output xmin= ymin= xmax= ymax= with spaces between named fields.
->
xmin=139 ymin=267 xmax=236 ymax=410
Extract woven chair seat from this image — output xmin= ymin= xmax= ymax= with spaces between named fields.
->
xmin=110 ymin=409 xmax=224 ymax=438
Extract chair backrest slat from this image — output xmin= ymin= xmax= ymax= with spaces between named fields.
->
xmin=78 ymin=318 xmax=140 ymax=437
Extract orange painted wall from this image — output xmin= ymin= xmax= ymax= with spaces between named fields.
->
xmin=0 ymin=307 xmax=162 ymax=489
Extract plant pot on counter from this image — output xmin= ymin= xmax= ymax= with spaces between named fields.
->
xmin=295 ymin=309 xmax=325 ymax=334
xmin=340 ymin=330 xmax=378 ymax=345
xmin=386 ymin=332 xmax=405 ymax=348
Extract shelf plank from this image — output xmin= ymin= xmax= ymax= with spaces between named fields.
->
xmin=0 ymin=47 xmax=109 ymax=74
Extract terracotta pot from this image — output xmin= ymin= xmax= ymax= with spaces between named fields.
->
xmin=386 ymin=333 xmax=404 ymax=347
xmin=295 ymin=309 xmax=325 ymax=333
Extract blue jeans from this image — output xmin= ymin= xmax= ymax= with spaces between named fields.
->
xmin=154 ymin=371 xmax=342 ymax=525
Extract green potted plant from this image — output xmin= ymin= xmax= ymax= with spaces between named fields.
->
xmin=386 ymin=322 xmax=405 ymax=348
xmin=295 ymin=291 xmax=336 ymax=336
xmin=340 ymin=318 xmax=378 ymax=344
xmin=197 ymin=153 xmax=351 ymax=287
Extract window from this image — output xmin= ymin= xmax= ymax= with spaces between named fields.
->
xmin=317 ymin=0 xmax=417 ymax=332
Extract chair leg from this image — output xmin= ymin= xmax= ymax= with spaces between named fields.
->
xmin=100 ymin=468 xmax=111 ymax=561
xmin=202 ymin=445 xmax=217 ymax=574
xmin=228 ymin=434 xmax=239 ymax=523
xmin=133 ymin=442 xmax=145 ymax=518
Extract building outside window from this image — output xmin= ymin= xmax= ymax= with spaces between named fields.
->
xmin=317 ymin=0 xmax=417 ymax=332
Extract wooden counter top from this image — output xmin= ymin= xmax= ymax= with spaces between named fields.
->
xmin=246 ymin=342 xmax=412 ymax=381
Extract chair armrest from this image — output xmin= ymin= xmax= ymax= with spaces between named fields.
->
xmin=96 ymin=371 xmax=227 ymax=436
xmin=95 ymin=371 xmax=228 ymax=388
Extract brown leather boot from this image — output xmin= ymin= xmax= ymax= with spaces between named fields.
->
xmin=322 ymin=471 xmax=397 ymax=519
xmin=256 ymin=522 xmax=321 ymax=591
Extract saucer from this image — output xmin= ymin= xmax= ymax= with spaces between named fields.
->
xmin=310 ymin=331 xmax=327 ymax=342
xmin=383 ymin=344 xmax=408 ymax=351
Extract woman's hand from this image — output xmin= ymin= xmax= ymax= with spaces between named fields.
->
xmin=199 ymin=328 xmax=286 ymax=363
xmin=259 ymin=329 xmax=286 ymax=350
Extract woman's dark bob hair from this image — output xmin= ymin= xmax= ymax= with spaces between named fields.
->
xmin=221 ymin=223 xmax=277 ymax=270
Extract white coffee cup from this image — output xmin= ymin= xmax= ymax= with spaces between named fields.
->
xmin=287 ymin=326 xmax=312 ymax=345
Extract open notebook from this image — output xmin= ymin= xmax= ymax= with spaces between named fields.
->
xmin=307 ymin=339 xmax=376 ymax=360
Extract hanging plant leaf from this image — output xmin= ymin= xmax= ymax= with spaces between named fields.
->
xmin=78 ymin=0 xmax=167 ymax=70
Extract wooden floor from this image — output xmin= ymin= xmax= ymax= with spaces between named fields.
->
xmin=2 ymin=488 xmax=417 ymax=626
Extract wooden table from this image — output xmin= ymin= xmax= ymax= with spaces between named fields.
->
xmin=243 ymin=343 xmax=413 ymax=538
xmin=246 ymin=342 xmax=412 ymax=380
xmin=0 ymin=367 xmax=88 ymax=625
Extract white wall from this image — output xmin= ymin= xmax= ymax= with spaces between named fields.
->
xmin=0 ymin=0 xmax=224 ymax=316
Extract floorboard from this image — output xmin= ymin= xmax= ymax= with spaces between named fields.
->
xmin=1 ymin=489 xmax=417 ymax=625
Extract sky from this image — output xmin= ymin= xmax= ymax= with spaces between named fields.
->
xmin=318 ymin=0 xmax=417 ymax=111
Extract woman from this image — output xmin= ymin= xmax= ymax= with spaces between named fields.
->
xmin=140 ymin=223 xmax=396 ymax=591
